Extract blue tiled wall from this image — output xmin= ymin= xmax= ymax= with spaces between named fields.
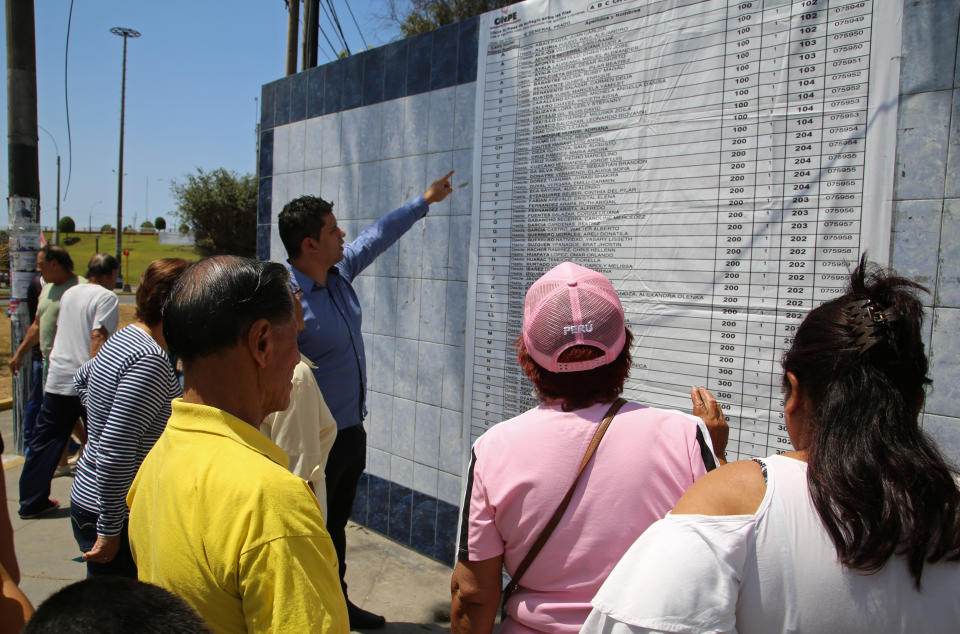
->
xmin=258 ymin=3 xmax=960 ymax=564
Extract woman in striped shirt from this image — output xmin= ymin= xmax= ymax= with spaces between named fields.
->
xmin=69 ymin=258 xmax=189 ymax=577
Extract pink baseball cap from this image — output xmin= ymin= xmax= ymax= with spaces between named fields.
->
xmin=522 ymin=262 xmax=626 ymax=373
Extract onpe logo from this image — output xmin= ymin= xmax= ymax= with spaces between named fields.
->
xmin=494 ymin=11 xmax=518 ymax=25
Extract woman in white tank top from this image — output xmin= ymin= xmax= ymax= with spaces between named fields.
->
xmin=583 ymin=256 xmax=960 ymax=634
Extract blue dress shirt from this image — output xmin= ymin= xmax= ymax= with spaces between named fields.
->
xmin=286 ymin=196 xmax=429 ymax=430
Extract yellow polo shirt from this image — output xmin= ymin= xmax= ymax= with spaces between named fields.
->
xmin=127 ymin=399 xmax=348 ymax=633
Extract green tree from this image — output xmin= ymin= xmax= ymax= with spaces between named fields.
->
xmin=101 ymin=224 xmax=114 ymax=233
xmin=172 ymin=168 xmax=257 ymax=257
xmin=140 ymin=220 xmax=155 ymax=231
xmin=394 ymin=0 xmax=512 ymax=37
xmin=58 ymin=216 xmax=75 ymax=234
xmin=154 ymin=216 xmax=167 ymax=231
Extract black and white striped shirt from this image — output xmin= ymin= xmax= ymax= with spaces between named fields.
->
xmin=70 ymin=325 xmax=182 ymax=536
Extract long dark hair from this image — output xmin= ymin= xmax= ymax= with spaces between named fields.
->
xmin=782 ymin=255 xmax=960 ymax=588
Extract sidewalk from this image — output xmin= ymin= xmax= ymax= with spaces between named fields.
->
xmin=2 ymin=408 xmax=453 ymax=632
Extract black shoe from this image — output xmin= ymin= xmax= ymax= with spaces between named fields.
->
xmin=347 ymin=601 xmax=385 ymax=630
xmin=18 ymin=498 xmax=59 ymax=519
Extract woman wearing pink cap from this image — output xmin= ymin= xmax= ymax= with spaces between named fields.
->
xmin=450 ymin=262 xmax=727 ymax=633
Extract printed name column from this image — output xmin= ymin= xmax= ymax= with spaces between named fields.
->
xmin=472 ymin=42 xmax=519 ymax=442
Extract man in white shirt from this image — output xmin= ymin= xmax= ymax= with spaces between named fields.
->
xmin=18 ymin=253 xmax=119 ymax=519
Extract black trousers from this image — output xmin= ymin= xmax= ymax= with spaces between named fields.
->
xmin=324 ymin=424 xmax=366 ymax=596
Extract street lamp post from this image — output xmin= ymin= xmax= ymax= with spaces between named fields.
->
xmin=111 ymin=26 xmax=140 ymax=289
xmin=37 ymin=126 xmax=61 ymax=244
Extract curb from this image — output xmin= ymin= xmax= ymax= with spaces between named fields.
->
xmin=0 ymin=398 xmax=11 ymax=412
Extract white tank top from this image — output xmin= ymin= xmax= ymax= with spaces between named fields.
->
xmin=586 ymin=455 xmax=960 ymax=634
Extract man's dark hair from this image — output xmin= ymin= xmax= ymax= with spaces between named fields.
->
xmin=278 ymin=195 xmax=334 ymax=258
xmin=86 ymin=252 xmax=119 ymax=278
xmin=162 ymin=255 xmax=294 ymax=363
xmin=40 ymin=245 xmax=73 ymax=273
xmin=23 ymin=576 xmax=210 ymax=633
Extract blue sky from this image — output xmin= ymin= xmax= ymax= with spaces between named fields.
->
xmin=1 ymin=0 xmax=401 ymax=231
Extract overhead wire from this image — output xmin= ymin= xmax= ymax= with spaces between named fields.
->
xmin=323 ymin=0 xmax=351 ymax=56
xmin=316 ymin=0 xmax=349 ymax=57
xmin=343 ymin=0 xmax=369 ymax=50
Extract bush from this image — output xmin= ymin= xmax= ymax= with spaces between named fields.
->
xmin=58 ymin=216 xmax=76 ymax=234
xmin=64 ymin=236 xmax=80 ymax=246
xmin=101 ymin=224 xmax=114 ymax=233
xmin=154 ymin=217 xmax=167 ymax=231
xmin=140 ymin=221 xmax=155 ymax=231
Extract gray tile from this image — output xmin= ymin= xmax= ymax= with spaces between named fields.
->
xmin=413 ymin=463 xmax=439 ymax=497
xmin=380 ymin=98 xmax=406 ymax=160
xmin=319 ymin=165 xmax=345 ymax=208
xmin=392 ymin=397 xmax=416 ymax=459
xmin=423 ymin=216 xmax=451 ymax=279
xmin=938 ymin=199 xmax=960 ymax=306
xmin=357 ymin=161 xmax=381 ymax=218
xmin=353 ymin=275 xmax=376 ymax=324
xmin=449 ymin=215 xmax=471 ymax=281
xmin=438 ymin=471 xmax=462 ymax=506
xmin=398 ymin=222 xmax=426 ymax=278
xmin=417 ymin=341 xmax=444 ymax=406
xmin=379 ymin=243 xmax=401 ymax=279
xmin=428 ymin=86 xmax=456 ymax=154
xmin=439 ymin=408 xmax=463 ymax=474
xmin=894 ymin=90 xmax=951 ymax=200
xmin=945 ymin=89 xmax=960 ymax=198
xmin=272 ymin=124 xmax=290 ymax=175
xmin=419 ymin=278 xmax=447 ymax=343
xmin=891 ymin=199 xmax=942 ymax=290
xmin=371 ymin=333 xmax=396 ymax=396
xmin=373 ymin=275 xmax=399 ymax=336
xmin=454 ymin=82 xmax=477 ymax=150
xmin=320 ymin=113 xmax=342 ymax=168
xmin=285 ymin=171 xmax=305 ymax=201
xmin=305 ymin=116 xmax=325 ymax=171
xmin=378 ymin=158 xmax=405 ymax=213
xmin=394 ymin=338 xmax=419 ymax=400
xmin=367 ymin=447 xmax=391 ymax=479
xmin=303 ymin=168 xmax=323 ymax=200
xmin=397 ymin=277 xmax=422 ymax=339
xmin=339 ymin=164 xmax=361 ymax=220
xmin=366 ymin=390 xmax=393 ymax=451
xmin=341 ymin=107 xmax=364 ymax=165
xmin=923 ymin=413 xmax=960 ymax=465
xmin=402 ymin=154 xmax=428 ymax=205
xmin=450 ymin=148 xmax=474 ymax=215
xmin=926 ymin=307 xmax=960 ymax=417
xmin=287 ymin=120 xmax=305 ymax=174
xmin=391 ymin=455 xmax=415 ymax=488
xmin=404 ymin=93 xmax=431 ymax=157
xmin=445 ymin=280 xmax=467 ymax=346
xmin=442 ymin=345 xmax=465 ymax=411
xmin=900 ymin=0 xmax=960 ymax=94
xmin=361 ymin=103 xmax=385 ymax=163
xmin=414 ymin=402 xmax=441 ymax=468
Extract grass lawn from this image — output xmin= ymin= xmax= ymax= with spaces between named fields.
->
xmin=43 ymin=231 xmax=202 ymax=288
xmin=0 ymin=304 xmax=138 ymax=401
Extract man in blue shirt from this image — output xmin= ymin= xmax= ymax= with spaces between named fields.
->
xmin=279 ymin=170 xmax=454 ymax=629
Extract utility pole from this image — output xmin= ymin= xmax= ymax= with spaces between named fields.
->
xmin=286 ymin=0 xmax=299 ymax=76
xmin=6 ymin=0 xmax=42 ymax=454
xmin=303 ymin=0 xmax=318 ymax=70
xmin=111 ymin=26 xmax=140 ymax=289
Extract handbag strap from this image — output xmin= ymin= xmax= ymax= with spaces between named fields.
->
xmin=504 ymin=397 xmax=626 ymax=597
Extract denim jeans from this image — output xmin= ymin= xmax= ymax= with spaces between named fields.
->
xmin=18 ymin=392 xmax=85 ymax=515
xmin=22 ymin=358 xmax=44 ymax=451
xmin=70 ymin=506 xmax=137 ymax=578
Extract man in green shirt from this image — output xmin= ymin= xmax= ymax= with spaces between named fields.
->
xmin=10 ymin=246 xmax=82 ymax=377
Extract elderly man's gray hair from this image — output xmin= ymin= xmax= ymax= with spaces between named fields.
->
xmin=162 ymin=255 xmax=294 ymax=363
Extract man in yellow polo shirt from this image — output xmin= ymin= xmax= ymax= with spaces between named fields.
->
xmin=127 ymin=256 xmax=348 ymax=633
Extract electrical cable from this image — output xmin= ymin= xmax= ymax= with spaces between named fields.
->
xmin=323 ymin=0 xmax=351 ymax=56
xmin=62 ymin=0 xmax=76 ymax=200
xmin=317 ymin=0 xmax=348 ymax=56
xmin=343 ymin=0 xmax=369 ymax=50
